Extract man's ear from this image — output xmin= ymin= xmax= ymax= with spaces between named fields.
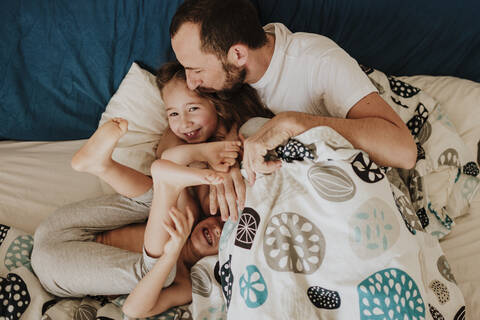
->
xmin=227 ymin=44 xmax=248 ymax=67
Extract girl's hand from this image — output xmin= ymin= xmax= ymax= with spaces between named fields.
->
xmin=201 ymin=141 xmax=242 ymax=172
xmin=162 ymin=206 xmax=195 ymax=256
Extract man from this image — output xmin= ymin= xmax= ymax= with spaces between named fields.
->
xmin=168 ymin=0 xmax=416 ymax=219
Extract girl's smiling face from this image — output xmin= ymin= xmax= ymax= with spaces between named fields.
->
xmin=163 ymin=79 xmax=218 ymax=143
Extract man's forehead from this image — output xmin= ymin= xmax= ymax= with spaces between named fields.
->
xmin=171 ymin=22 xmax=204 ymax=66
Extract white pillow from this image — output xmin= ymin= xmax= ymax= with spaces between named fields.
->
xmin=99 ymin=62 xmax=168 ymax=175
xmin=398 ymin=76 xmax=480 ymax=157
xmin=399 ymin=76 xmax=480 ymax=219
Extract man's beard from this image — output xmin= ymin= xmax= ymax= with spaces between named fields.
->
xmin=198 ymin=62 xmax=246 ymax=95
xmin=220 ymin=62 xmax=246 ymax=94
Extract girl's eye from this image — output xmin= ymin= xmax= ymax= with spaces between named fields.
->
xmin=194 ymin=70 xmax=202 ymax=74
xmin=168 ymin=112 xmax=178 ymax=117
xmin=188 ymin=106 xmax=199 ymax=112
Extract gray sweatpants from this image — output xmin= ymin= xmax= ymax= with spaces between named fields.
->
xmin=31 ymin=190 xmax=174 ymax=298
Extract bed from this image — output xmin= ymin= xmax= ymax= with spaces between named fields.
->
xmin=1 ymin=0 xmax=479 ymax=319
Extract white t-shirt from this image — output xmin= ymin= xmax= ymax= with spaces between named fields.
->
xmin=251 ymin=23 xmax=377 ymax=118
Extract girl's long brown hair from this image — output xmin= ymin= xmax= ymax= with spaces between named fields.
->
xmin=156 ymin=61 xmax=273 ymax=132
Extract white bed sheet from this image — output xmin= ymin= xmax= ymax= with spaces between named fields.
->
xmin=440 ymin=191 xmax=480 ymax=316
xmin=0 ymin=140 xmax=112 ymax=234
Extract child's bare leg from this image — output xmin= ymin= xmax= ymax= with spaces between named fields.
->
xmin=144 ymin=159 xmax=222 ymax=257
xmin=95 ymin=184 xmax=199 ymax=253
xmin=95 ymin=222 xmax=146 ymax=253
xmin=71 ymin=118 xmax=152 ymax=198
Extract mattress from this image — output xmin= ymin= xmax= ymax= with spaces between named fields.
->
xmin=0 ymin=140 xmax=113 ymax=234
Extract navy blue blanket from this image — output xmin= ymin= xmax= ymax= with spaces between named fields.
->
xmin=1 ymin=0 xmax=479 ymax=141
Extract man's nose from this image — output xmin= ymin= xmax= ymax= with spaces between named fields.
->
xmin=186 ymin=71 xmax=201 ymax=90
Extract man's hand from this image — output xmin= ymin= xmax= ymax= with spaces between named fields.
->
xmin=209 ymin=164 xmax=245 ymax=221
xmin=242 ymin=115 xmax=297 ymax=184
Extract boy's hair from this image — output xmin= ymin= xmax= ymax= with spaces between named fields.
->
xmin=156 ymin=61 xmax=273 ymax=131
xmin=170 ymin=0 xmax=267 ymax=59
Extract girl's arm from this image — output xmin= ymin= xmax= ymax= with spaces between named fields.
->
xmin=122 ymin=254 xmax=192 ymax=318
xmin=161 ymin=140 xmax=242 ymax=172
xmin=122 ymin=206 xmax=195 ymax=318
xmin=156 ymin=127 xmax=186 ymax=158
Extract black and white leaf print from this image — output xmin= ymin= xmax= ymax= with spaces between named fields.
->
xmin=351 ymin=153 xmax=385 ymax=183
xmin=360 ymin=64 xmax=374 ymax=74
xmin=391 ymin=96 xmax=409 ymax=109
xmin=0 ymin=274 xmax=31 ymax=320
xmin=0 ymin=224 xmax=9 ymax=247
xmin=307 ymin=286 xmax=341 ymax=309
xmin=221 ymin=255 xmax=234 ymax=308
xmin=416 ymin=143 xmax=426 ymax=162
xmin=429 ymin=304 xmax=445 ymax=320
xmin=454 ymin=306 xmax=466 ymax=320
xmin=463 ymin=161 xmax=479 ymax=176
xmin=388 ymin=76 xmax=421 ymax=98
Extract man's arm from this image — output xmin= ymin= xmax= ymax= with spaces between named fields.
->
xmin=243 ymin=92 xmax=417 ymax=183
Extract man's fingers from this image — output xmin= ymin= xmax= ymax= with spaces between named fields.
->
xmin=254 ymin=158 xmax=282 ymax=174
xmin=215 ymin=183 xmax=229 ymax=221
xmin=209 ymin=185 xmax=218 ymax=215
xmin=223 ymin=177 xmax=238 ymax=222
xmin=244 ymin=161 xmax=256 ymax=185
xmin=232 ymin=168 xmax=246 ymax=214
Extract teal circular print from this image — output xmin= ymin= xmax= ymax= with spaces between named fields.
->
xmin=358 ymin=268 xmax=425 ymax=319
xmin=349 ymin=198 xmax=400 ymax=259
xmin=239 ymin=265 xmax=268 ymax=308
xmin=5 ymin=235 xmax=34 ymax=272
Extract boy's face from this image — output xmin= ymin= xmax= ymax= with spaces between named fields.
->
xmin=190 ymin=216 xmax=224 ymax=257
xmin=163 ymin=79 xmax=218 ymax=143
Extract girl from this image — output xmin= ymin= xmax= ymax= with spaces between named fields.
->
xmin=70 ymin=61 xmax=273 ymax=316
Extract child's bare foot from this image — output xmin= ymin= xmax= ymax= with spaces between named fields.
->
xmin=71 ymin=118 xmax=128 ymax=175
xmin=151 ymin=159 xmax=223 ymax=191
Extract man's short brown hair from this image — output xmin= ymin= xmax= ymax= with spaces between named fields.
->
xmin=170 ymin=0 xmax=267 ymax=58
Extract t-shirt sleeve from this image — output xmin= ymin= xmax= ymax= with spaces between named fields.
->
xmin=141 ymin=246 xmax=177 ymax=287
xmin=313 ymin=49 xmax=377 ymax=118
